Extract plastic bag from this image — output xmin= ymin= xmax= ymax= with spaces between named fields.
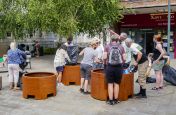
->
xmin=66 ymin=45 xmax=79 ymax=65
xmin=162 ymin=65 xmax=176 ymax=86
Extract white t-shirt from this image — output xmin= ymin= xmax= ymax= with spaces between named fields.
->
xmin=121 ymin=41 xmax=131 ymax=63
xmin=95 ymin=44 xmax=104 ymax=60
xmin=130 ymin=43 xmax=142 ymax=55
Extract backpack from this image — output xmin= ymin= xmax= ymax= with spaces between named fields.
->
xmin=108 ymin=45 xmax=123 ymax=65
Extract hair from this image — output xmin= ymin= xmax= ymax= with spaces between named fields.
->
xmin=10 ymin=42 xmax=17 ymax=50
xmin=67 ymin=35 xmax=73 ymax=42
xmin=154 ymin=34 xmax=162 ymax=42
xmin=111 ymin=35 xmax=118 ymax=42
xmin=125 ymin=38 xmax=133 ymax=43
xmin=60 ymin=44 xmax=67 ymax=51
xmin=120 ymin=32 xmax=128 ymax=39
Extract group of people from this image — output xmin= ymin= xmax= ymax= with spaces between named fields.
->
xmin=54 ymin=30 xmax=169 ymax=105
xmin=5 ymin=31 xmax=168 ymax=105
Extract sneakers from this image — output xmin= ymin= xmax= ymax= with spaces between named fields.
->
xmin=79 ymin=88 xmax=84 ymax=93
xmin=106 ymin=99 xmax=120 ymax=105
xmin=57 ymin=83 xmax=64 ymax=87
xmin=83 ymin=91 xmax=90 ymax=95
xmin=106 ymin=100 xmax=114 ymax=105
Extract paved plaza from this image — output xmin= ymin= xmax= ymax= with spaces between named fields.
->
xmin=0 ymin=55 xmax=176 ymax=115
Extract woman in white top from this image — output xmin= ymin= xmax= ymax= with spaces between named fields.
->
xmin=54 ymin=44 xmax=71 ymax=86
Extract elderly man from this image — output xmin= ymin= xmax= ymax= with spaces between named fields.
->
xmin=125 ymin=38 xmax=148 ymax=98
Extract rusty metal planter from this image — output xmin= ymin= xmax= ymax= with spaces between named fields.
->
xmin=91 ymin=69 xmax=134 ymax=101
xmin=22 ymin=72 xmax=57 ymax=100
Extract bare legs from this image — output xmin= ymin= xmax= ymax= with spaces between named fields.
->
xmin=108 ymin=83 xmax=119 ymax=100
xmin=80 ymin=78 xmax=89 ymax=92
xmin=57 ymin=72 xmax=62 ymax=83
xmin=155 ymin=70 xmax=163 ymax=88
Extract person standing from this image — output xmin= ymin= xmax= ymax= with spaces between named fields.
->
xmin=35 ymin=41 xmax=40 ymax=57
xmin=103 ymin=35 xmax=125 ymax=105
xmin=93 ymin=37 xmax=104 ymax=69
xmin=54 ymin=44 xmax=71 ymax=86
xmin=79 ymin=40 xmax=98 ymax=94
xmin=7 ymin=42 xmax=26 ymax=90
xmin=125 ymin=38 xmax=148 ymax=98
xmin=150 ymin=34 xmax=165 ymax=90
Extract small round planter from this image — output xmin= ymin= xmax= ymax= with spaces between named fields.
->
xmin=22 ymin=72 xmax=57 ymax=100
xmin=62 ymin=64 xmax=81 ymax=85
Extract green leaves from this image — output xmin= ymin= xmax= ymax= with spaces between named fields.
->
xmin=0 ymin=0 xmax=125 ymax=39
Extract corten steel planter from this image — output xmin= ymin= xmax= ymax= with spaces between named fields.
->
xmin=22 ymin=72 xmax=57 ymax=100
xmin=91 ymin=69 xmax=134 ymax=101
xmin=62 ymin=64 xmax=81 ymax=85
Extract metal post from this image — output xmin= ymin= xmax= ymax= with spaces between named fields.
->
xmin=167 ymin=0 xmax=171 ymax=55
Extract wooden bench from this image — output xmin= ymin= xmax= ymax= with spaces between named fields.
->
xmin=22 ymin=72 xmax=56 ymax=100
xmin=91 ymin=69 xmax=134 ymax=101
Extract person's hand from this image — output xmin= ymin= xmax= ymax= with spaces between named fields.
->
xmin=134 ymin=61 xmax=138 ymax=66
xmin=154 ymin=60 xmax=159 ymax=64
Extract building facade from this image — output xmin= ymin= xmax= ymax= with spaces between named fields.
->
xmin=119 ymin=0 xmax=176 ymax=55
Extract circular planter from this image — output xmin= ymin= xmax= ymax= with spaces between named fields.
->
xmin=62 ymin=64 xmax=81 ymax=85
xmin=91 ymin=69 xmax=134 ymax=101
xmin=22 ymin=72 xmax=56 ymax=100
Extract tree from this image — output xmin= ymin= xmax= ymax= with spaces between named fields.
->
xmin=0 ymin=0 xmax=125 ymax=39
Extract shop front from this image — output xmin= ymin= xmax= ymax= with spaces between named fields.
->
xmin=118 ymin=13 xmax=176 ymax=55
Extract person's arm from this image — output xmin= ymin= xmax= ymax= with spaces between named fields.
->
xmin=163 ymin=55 xmax=170 ymax=65
xmin=79 ymin=48 xmax=85 ymax=56
xmin=108 ymin=29 xmax=120 ymax=38
xmin=135 ymin=52 xmax=142 ymax=64
xmin=64 ymin=50 xmax=71 ymax=62
xmin=103 ymin=45 xmax=109 ymax=65
xmin=155 ymin=43 xmax=165 ymax=62
xmin=131 ymin=46 xmax=142 ymax=66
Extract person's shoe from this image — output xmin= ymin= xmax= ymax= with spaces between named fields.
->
xmin=113 ymin=99 xmax=120 ymax=104
xmin=136 ymin=88 xmax=147 ymax=98
xmin=79 ymin=88 xmax=84 ymax=93
xmin=83 ymin=91 xmax=90 ymax=95
xmin=134 ymin=86 xmax=142 ymax=97
xmin=13 ymin=87 xmax=20 ymax=90
xmin=136 ymin=79 xmax=139 ymax=83
xmin=106 ymin=100 xmax=114 ymax=105
xmin=146 ymin=77 xmax=156 ymax=83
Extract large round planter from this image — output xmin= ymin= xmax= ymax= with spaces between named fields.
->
xmin=91 ymin=69 xmax=134 ymax=101
xmin=22 ymin=72 xmax=57 ymax=100
xmin=62 ymin=64 xmax=81 ymax=85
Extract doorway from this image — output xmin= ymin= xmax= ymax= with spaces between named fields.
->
xmin=145 ymin=32 xmax=155 ymax=55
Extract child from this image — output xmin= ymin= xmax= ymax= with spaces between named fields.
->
xmin=54 ymin=44 xmax=71 ymax=86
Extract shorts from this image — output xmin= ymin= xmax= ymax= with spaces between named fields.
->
xmin=152 ymin=60 xmax=165 ymax=71
xmin=80 ymin=64 xmax=92 ymax=80
xmin=56 ymin=66 xmax=64 ymax=72
xmin=105 ymin=64 xmax=123 ymax=84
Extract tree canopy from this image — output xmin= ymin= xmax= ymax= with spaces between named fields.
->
xmin=0 ymin=0 xmax=125 ymax=39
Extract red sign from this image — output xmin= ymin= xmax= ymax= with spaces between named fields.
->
xmin=119 ymin=13 xmax=176 ymax=28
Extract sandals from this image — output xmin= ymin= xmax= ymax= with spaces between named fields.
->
xmin=151 ymin=87 xmax=159 ymax=90
xmin=113 ymin=99 xmax=121 ymax=104
xmin=159 ymin=86 xmax=164 ymax=89
xmin=151 ymin=86 xmax=164 ymax=90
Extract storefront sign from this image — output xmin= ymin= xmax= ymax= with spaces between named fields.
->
xmin=120 ymin=13 xmax=176 ymax=28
